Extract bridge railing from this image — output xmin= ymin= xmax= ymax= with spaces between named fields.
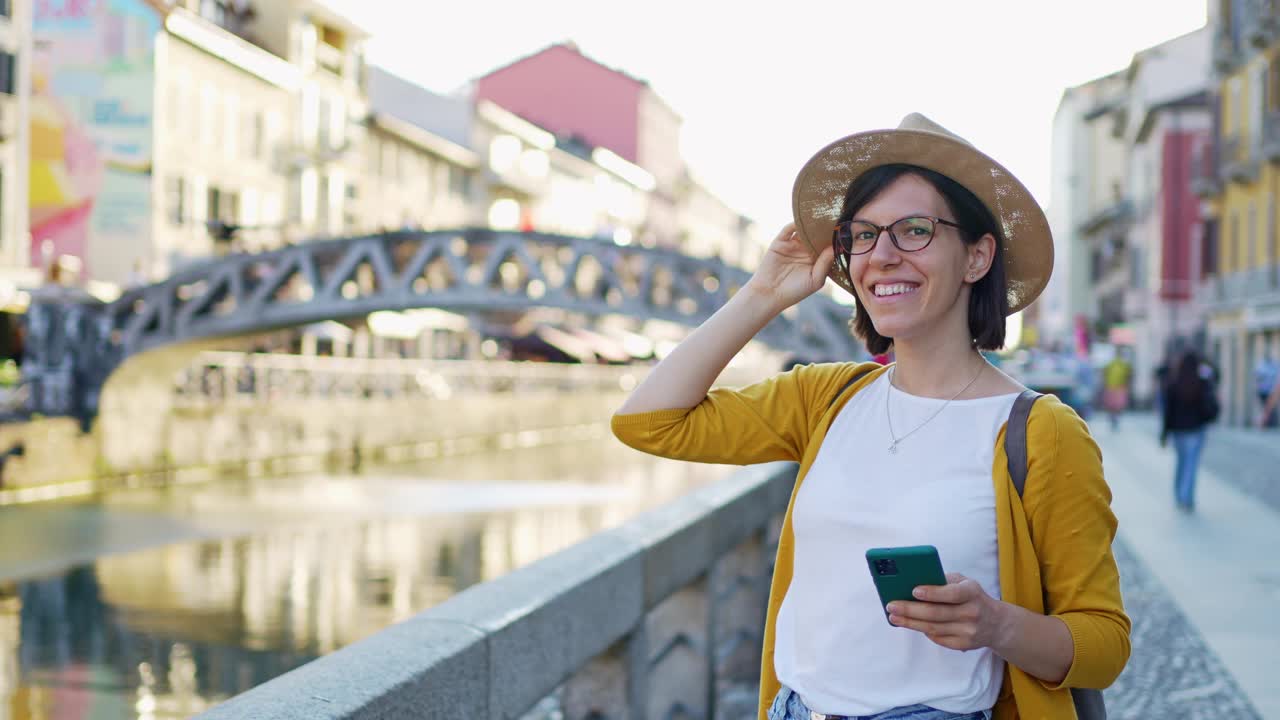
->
xmin=195 ymin=461 xmax=794 ymax=720
xmin=172 ymin=352 xmax=765 ymax=406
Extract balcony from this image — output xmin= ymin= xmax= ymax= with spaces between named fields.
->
xmin=274 ymin=124 xmax=362 ymax=172
xmin=1246 ymin=0 xmax=1280 ymax=47
xmin=316 ymin=41 xmax=345 ymax=77
xmin=1079 ymin=198 xmax=1133 ymax=237
xmin=1213 ymin=25 xmax=1241 ymax=73
xmin=1262 ymin=112 xmax=1280 ymax=163
xmin=1190 ymin=139 xmax=1221 ymax=197
xmin=1220 ymin=135 xmax=1260 ymax=184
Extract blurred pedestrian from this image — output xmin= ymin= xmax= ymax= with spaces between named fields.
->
xmin=1161 ymin=350 xmax=1219 ymax=512
xmin=1101 ymin=350 xmax=1132 ymax=430
xmin=1254 ymin=353 xmax=1279 ymax=427
xmin=1153 ymin=360 xmax=1169 ymax=416
xmin=1259 ymin=378 xmax=1280 ymax=429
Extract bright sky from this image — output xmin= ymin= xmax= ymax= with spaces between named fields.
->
xmin=329 ymin=0 xmax=1207 ymax=232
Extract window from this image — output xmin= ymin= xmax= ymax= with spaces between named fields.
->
xmin=331 ymin=96 xmax=346 ymax=149
xmin=1229 ymin=77 xmax=1244 ymax=137
xmin=300 ymin=84 xmax=319 ymax=146
xmin=249 ymin=111 xmax=264 ymax=159
xmin=489 ymin=135 xmax=521 ymax=174
xmin=1249 ymin=202 xmax=1258 ymax=269
xmin=317 ymin=174 xmax=332 ymax=231
xmin=1274 ymin=200 xmax=1280 ymax=269
xmin=200 ymin=0 xmax=228 ymax=26
xmin=448 ymin=165 xmax=469 ymax=196
xmin=166 ymin=177 xmax=186 ymax=225
xmin=0 ymin=52 xmax=15 ymax=96
xmin=488 ymin=198 xmax=520 ymax=229
xmin=367 ymin=136 xmax=380 ymax=174
xmin=207 ymin=186 xmax=239 ymax=225
xmin=1203 ymin=219 xmax=1219 ymax=278
xmin=1270 ymin=61 xmax=1280 ymax=113
xmin=1252 ymin=65 xmax=1266 ymax=149
xmin=1228 ymin=212 xmax=1239 ymax=273
xmin=288 ymin=175 xmax=302 ymax=223
xmin=317 ymin=95 xmax=331 ymax=150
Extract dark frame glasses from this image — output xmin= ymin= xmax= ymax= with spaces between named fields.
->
xmin=832 ymin=215 xmax=969 ymax=260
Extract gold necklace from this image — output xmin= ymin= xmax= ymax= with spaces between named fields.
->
xmin=885 ymin=361 xmax=987 ymax=454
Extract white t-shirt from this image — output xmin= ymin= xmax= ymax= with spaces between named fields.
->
xmin=773 ymin=372 xmax=1019 ymax=716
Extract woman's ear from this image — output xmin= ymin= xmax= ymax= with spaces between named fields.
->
xmin=965 ymin=233 xmax=997 ymax=282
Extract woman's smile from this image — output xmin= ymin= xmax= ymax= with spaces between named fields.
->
xmin=869 ymin=281 xmax=922 ymax=304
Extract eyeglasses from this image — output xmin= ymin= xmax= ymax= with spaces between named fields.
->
xmin=832 ymin=215 xmax=969 ymax=258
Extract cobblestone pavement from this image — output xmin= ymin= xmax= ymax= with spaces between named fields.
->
xmin=1106 ymin=537 xmax=1262 ymax=720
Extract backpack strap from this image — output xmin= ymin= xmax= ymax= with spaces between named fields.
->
xmin=1005 ymin=389 xmax=1043 ymax=498
xmin=1003 ymin=388 xmax=1110 ymax=720
xmin=827 ymin=366 xmax=877 ymax=411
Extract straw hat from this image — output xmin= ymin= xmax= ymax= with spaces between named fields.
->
xmin=791 ymin=113 xmax=1053 ymax=315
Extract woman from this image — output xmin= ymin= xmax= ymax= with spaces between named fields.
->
xmin=611 ymin=114 xmax=1129 ymax=720
xmin=1161 ymin=350 xmax=1219 ymax=511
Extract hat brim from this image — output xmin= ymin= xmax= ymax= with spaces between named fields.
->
xmin=791 ymin=128 xmax=1053 ymax=316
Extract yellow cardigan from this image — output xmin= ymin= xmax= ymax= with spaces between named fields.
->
xmin=611 ymin=361 xmax=1131 ymax=720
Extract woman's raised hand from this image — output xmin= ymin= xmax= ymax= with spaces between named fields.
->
xmin=745 ymin=222 xmax=836 ymax=311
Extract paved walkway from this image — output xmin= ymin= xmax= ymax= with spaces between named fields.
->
xmin=1093 ymin=414 xmax=1279 ymax=719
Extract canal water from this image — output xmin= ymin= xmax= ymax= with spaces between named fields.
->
xmin=0 ymin=435 xmax=737 ymax=719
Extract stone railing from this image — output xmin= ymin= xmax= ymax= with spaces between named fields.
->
xmin=195 ymin=461 xmax=796 ymax=719
xmin=172 ymin=352 xmax=653 ymax=406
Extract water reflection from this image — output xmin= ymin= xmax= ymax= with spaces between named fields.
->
xmin=0 ymin=440 xmax=733 ymax=719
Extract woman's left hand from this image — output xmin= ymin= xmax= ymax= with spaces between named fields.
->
xmin=885 ymin=573 xmax=1009 ymax=652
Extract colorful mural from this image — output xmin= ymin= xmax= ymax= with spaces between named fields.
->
xmin=29 ymin=0 xmax=161 ymax=283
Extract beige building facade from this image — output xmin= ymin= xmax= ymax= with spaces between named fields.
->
xmin=152 ymin=7 xmax=295 ymax=275
xmin=0 ymin=0 xmax=31 ymax=288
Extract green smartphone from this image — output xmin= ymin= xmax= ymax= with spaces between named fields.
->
xmin=866 ymin=545 xmax=948 ymax=624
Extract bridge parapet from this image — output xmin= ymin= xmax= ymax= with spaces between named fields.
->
xmin=195 ymin=461 xmax=794 ymax=720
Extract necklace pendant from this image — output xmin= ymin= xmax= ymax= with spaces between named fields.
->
xmin=888 ymin=441 xmax=899 ymax=454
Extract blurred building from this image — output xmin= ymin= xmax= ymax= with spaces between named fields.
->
xmin=360 ymin=67 xmax=477 ymax=232
xmin=1049 ymin=28 xmax=1211 ymax=406
xmin=470 ymin=98 xmax=656 ymax=241
xmin=1198 ymin=0 xmax=1280 ymax=424
xmin=0 ymin=0 xmax=30 ymax=289
xmin=30 ymin=0 xmax=370 ymax=288
xmin=245 ymin=0 xmax=370 ymax=243
xmin=154 ymin=4 xmax=294 ymax=270
xmin=674 ymin=168 xmax=758 ymax=268
xmin=1047 ymin=69 xmax=1127 ymax=353
xmin=472 ymin=42 xmax=755 ymax=264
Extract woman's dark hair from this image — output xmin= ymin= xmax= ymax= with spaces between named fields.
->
xmin=837 ymin=164 xmax=1008 ymax=355
xmin=1170 ymin=351 xmax=1206 ymax=405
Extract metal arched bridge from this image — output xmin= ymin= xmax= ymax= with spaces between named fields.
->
xmin=22 ymin=228 xmax=861 ymax=421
